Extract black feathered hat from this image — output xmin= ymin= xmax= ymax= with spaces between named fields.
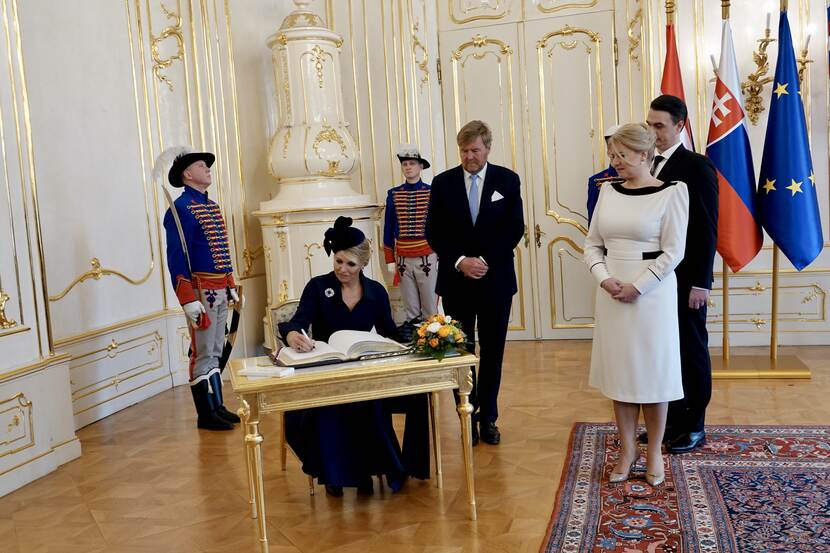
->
xmin=396 ymin=143 xmax=430 ymax=169
xmin=323 ymin=216 xmax=366 ymax=256
xmin=168 ymin=151 xmax=215 ymax=188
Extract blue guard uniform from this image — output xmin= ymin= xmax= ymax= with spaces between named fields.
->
xmin=587 ymin=166 xmax=620 ymax=224
xmin=383 ymin=180 xmax=438 ymax=324
xmin=160 ymin=147 xmax=239 ymax=431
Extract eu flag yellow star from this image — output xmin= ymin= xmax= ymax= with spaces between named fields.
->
xmin=762 ymin=178 xmax=776 ymax=194
xmin=774 ymin=82 xmax=789 ymax=98
xmin=786 ymin=178 xmax=803 ymax=196
xmin=808 ymin=172 xmax=816 ymax=186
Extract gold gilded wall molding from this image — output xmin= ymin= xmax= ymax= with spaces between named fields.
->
xmin=708 ymin=282 xmax=827 ymax=329
xmin=71 ymin=345 xmax=164 ymax=403
xmin=452 ymin=34 xmax=513 ymax=60
xmin=0 ymin=352 xmax=71 ymax=385
xmin=0 ymin=289 xmax=18 ymax=328
xmin=48 ymin=257 xmax=154 ymax=302
xmin=150 ymin=2 xmax=184 ymax=91
xmin=70 ymin=331 xmax=163 ymax=371
xmin=242 ymin=246 xmax=263 ymax=276
xmin=534 ymin=0 xmax=600 ymax=14
xmin=310 ymin=44 xmax=326 ymax=88
xmin=448 ymin=0 xmax=511 ymax=24
xmin=627 ymin=1 xmax=643 ymax=69
xmin=538 ymin=25 xmax=603 ymax=233
xmin=0 ymin=392 xmax=34 ymax=459
xmin=412 ymin=21 xmax=429 ymax=89
xmin=305 ymin=242 xmax=322 ymax=277
xmin=547 ymin=237 xmax=594 ymax=329
xmin=278 ymin=280 xmax=289 ymax=303
xmin=73 ymin=373 xmax=169 ymax=416
xmin=507 ymin=246 xmax=526 ymax=331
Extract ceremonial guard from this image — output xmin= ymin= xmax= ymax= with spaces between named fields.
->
xmin=587 ymin=125 xmax=621 ymax=224
xmin=155 ymin=146 xmax=242 ymax=431
xmin=383 ymin=145 xmax=438 ymax=335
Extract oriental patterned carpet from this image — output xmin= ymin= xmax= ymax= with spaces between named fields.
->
xmin=540 ymin=423 xmax=830 ymax=553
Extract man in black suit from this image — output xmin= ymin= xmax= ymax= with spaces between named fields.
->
xmin=425 ymin=120 xmax=524 ymax=445
xmin=645 ymin=95 xmax=718 ymax=453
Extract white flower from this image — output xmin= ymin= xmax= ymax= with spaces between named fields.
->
xmin=443 ymin=315 xmax=453 ymax=324
xmin=324 ymin=288 xmax=335 ymax=298
xmin=427 ymin=322 xmax=441 ymax=333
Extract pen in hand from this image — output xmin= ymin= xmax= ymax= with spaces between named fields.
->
xmin=300 ymin=328 xmax=315 ymax=351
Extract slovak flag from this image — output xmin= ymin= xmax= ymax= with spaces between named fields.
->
xmin=705 ymin=20 xmax=762 ymax=271
xmin=661 ymin=23 xmax=695 ymax=151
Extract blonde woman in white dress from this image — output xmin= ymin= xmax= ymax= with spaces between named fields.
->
xmin=584 ymin=123 xmax=689 ymax=486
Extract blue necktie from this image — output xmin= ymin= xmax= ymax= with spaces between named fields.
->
xmin=468 ymin=173 xmax=479 ymax=224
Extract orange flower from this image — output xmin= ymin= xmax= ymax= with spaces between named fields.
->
xmin=429 ymin=338 xmax=439 ymax=348
xmin=417 ymin=337 xmax=426 ymax=346
xmin=438 ymin=326 xmax=451 ymax=338
xmin=417 ymin=326 xmax=427 ymax=337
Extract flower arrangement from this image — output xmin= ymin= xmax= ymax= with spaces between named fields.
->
xmin=412 ymin=314 xmax=467 ymax=360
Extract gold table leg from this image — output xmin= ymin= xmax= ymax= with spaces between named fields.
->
xmin=430 ymin=391 xmax=443 ymax=489
xmin=239 ymin=399 xmax=257 ymax=519
xmin=243 ymin=397 xmax=270 ymax=553
xmin=456 ymin=366 xmax=477 ymax=521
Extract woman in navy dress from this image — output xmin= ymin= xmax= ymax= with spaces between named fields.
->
xmin=279 ymin=216 xmax=429 ymax=496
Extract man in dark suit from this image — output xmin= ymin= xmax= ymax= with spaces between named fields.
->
xmin=645 ymin=95 xmax=718 ymax=453
xmin=426 ymin=120 xmax=524 ymax=445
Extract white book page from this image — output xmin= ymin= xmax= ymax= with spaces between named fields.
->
xmin=276 ymin=340 xmax=343 ymax=364
xmin=327 ymin=330 xmax=405 ymax=358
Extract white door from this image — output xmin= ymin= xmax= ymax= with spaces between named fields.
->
xmin=437 ymin=23 xmax=536 ymax=339
xmin=523 ymin=10 xmax=619 ymax=339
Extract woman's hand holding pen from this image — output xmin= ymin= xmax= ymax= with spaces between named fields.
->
xmin=286 ymin=329 xmax=315 ymax=352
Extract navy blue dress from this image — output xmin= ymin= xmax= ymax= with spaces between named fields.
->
xmin=279 ymin=271 xmax=430 ymax=488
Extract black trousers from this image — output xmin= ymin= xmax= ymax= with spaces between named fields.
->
xmin=442 ymin=291 xmax=513 ymax=424
xmin=667 ymin=283 xmax=712 ymax=433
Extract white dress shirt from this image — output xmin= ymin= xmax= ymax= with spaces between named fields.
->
xmin=455 ymin=163 xmax=490 ymax=269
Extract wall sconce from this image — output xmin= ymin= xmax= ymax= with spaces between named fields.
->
xmin=740 ymin=24 xmax=775 ymax=125
xmin=796 ymin=34 xmax=812 ymax=86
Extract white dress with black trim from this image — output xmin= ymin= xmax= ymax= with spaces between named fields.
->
xmin=584 ymin=179 xmax=689 ymax=403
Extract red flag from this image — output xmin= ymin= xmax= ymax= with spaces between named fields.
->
xmin=660 ymin=24 xmax=695 ymax=151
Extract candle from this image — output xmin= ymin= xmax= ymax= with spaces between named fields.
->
xmin=710 ymin=54 xmax=719 ymax=75
xmin=803 ymin=33 xmax=811 ymax=51
xmin=765 ymin=12 xmax=771 ymax=31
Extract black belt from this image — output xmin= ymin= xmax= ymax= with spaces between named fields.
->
xmin=602 ymin=248 xmax=663 ymax=260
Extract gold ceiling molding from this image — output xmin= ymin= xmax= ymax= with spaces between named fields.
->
xmin=150 ymin=3 xmax=184 ymax=91
xmin=49 ymin=257 xmax=154 ymax=302
xmin=0 ymin=290 xmax=18 ymax=329
xmin=448 ymin=0 xmax=510 ymax=24
xmin=534 ymin=0 xmax=600 ymax=14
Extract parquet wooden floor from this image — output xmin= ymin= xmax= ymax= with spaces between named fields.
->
xmin=2 ymin=341 xmax=829 ymax=553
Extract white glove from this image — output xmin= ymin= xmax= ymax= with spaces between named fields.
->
xmin=183 ymin=301 xmax=205 ymax=324
xmin=229 ymin=287 xmax=240 ymax=304
xmin=387 ymin=262 xmax=396 ymax=272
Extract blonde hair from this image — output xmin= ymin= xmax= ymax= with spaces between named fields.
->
xmin=607 ymin=123 xmax=656 ymax=164
xmin=339 ymin=239 xmax=372 ymax=267
xmin=456 ymin=120 xmax=492 ymax=148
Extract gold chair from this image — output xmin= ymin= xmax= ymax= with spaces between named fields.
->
xmin=269 ymin=300 xmax=443 ymax=494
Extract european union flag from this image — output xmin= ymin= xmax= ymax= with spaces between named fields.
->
xmin=757 ymin=10 xmax=823 ymax=270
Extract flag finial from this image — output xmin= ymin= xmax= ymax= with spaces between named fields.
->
xmin=780 ymin=0 xmax=787 ymax=12
xmin=665 ymin=0 xmax=675 ymax=24
xmin=721 ymin=1 xmax=730 ymax=20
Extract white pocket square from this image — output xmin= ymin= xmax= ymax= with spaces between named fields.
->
xmin=491 ymin=190 xmax=504 ymax=202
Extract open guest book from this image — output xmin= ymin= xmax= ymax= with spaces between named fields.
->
xmin=275 ymin=330 xmax=410 ymax=368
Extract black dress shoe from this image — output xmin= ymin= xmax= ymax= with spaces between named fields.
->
xmin=480 ymin=421 xmax=501 ymax=445
xmin=667 ymin=431 xmax=706 ymax=454
xmin=324 ymin=485 xmax=343 ymax=497
xmin=357 ymin=478 xmax=374 ymax=495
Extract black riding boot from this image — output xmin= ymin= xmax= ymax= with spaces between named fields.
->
xmin=190 ymin=379 xmax=234 ymax=431
xmin=209 ymin=370 xmax=240 ymax=423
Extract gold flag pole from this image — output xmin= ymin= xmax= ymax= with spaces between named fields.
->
xmin=666 ymin=0 xmax=675 ymax=25
xmin=709 ymin=0 xmax=809 ymax=379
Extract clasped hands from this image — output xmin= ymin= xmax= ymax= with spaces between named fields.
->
xmin=458 ymin=256 xmax=488 ymax=279
xmin=601 ymin=277 xmax=640 ymax=303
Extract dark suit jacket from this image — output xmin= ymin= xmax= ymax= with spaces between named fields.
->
xmin=656 ymin=145 xmax=718 ymax=290
xmin=425 ymin=163 xmax=524 ymax=299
